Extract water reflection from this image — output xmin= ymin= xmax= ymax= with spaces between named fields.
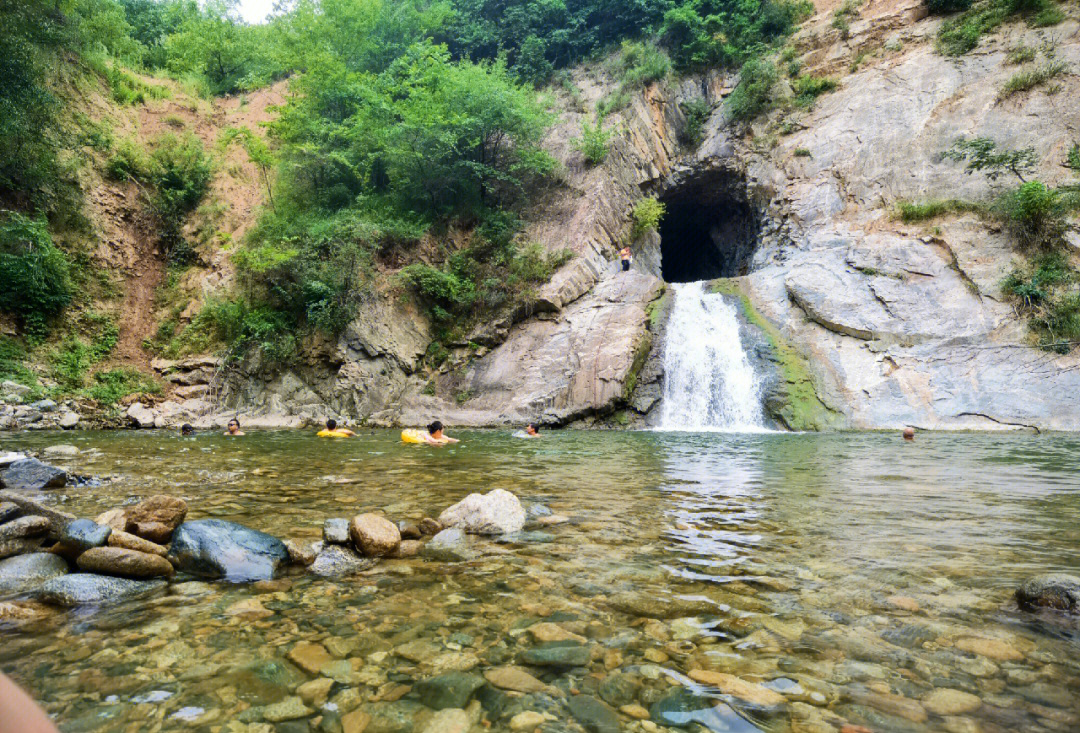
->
xmin=0 ymin=429 xmax=1078 ymax=732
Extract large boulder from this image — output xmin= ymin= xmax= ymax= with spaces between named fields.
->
xmin=77 ymin=547 xmax=175 ymax=579
xmin=1016 ymin=574 xmax=1080 ymax=612
xmin=349 ymin=513 xmax=400 ymax=557
xmin=0 ymin=553 xmax=69 ymax=596
xmin=168 ymin=519 xmax=289 ymax=582
xmin=437 ymin=489 xmax=526 ymax=535
xmin=37 ymin=574 xmax=167 ymax=607
xmin=125 ymin=495 xmax=188 ymax=543
xmin=1 ymin=459 xmax=66 ymax=490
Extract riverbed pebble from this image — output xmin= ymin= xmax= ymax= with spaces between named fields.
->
xmin=923 ymin=688 xmax=982 ymax=716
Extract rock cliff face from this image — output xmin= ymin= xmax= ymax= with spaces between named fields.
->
xmin=214 ymin=0 xmax=1080 ymax=431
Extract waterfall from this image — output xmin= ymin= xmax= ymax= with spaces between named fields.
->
xmin=659 ymin=281 xmax=768 ymax=431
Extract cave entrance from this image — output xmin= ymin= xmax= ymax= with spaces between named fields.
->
xmin=657 ymin=170 xmax=760 ymax=283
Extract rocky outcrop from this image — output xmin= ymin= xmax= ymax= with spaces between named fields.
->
xmin=1016 ymin=574 xmax=1080 ymax=612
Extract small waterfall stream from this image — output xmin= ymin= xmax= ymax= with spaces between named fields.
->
xmin=659 ymin=281 xmax=768 ymax=431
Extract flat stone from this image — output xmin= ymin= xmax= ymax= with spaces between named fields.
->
xmin=42 ymin=444 xmax=80 ymax=459
xmin=537 ymin=515 xmax=570 ymax=525
xmin=288 ymin=641 xmax=333 ymax=675
xmin=421 ymin=528 xmax=477 ymax=562
xmin=1 ymin=458 xmax=66 ymax=490
xmin=954 ymin=637 xmax=1024 ymax=662
xmin=419 ymin=708 xmax=469 ymax=733
xmin=350 ymin=513 xmax=401 ymax=557
xmin=60 ymin=519 xmax=111 ymax=553
xmin=262 ymin=696 xmax=313 ymax=722
xmin=126 ymin=495 xmax=187 ymax=543
xmin=225 ymin=598 xmax=274 ymax=618
xmin=58 ymin=412 xmax=79 ymax=429
xmin=342 ymin=709 xmax=371 ymax=733
xmin=608 ymin=592 xmax=715 ymax=619
xmin=0 ymin=552 xmax=69 ymax=595
xmin=394 ymin=540 xmax=423 ymax=558
xmin=650 ymin=688 xmax=759 ymax=732
xmin=923 ymin=689 xmax=982 ymax=716
xmin=0 ymin=502 xmax=17 ymax=523
xmin=687 ymin=670 xmax=785 ymax=706
xmin=310 ymin=544 xmax=375 ymax=577
xmin=483 ymin=666 xmax=551 ymax=694
xmin=567 ymin=695 xmax=619 ymax=733
xmin=518 ymin=644 xmax=590 ymax=668
xmin=620 ymin=704 xmax=651 ymax=719
xmin=414 ymin=672 xmax=484 ymax=710
xmin=509 ymin=712 xmax=547 ymax=730
xmin=107 ymin=530 xmax=168 ymax=557
xmin=438 ymin=489 xmax=526 ymax=535
xmin=323 ymin=518 xmax=351 ymax=544
xmin=0 ymin=515 xmax=50 ymax=542
xmin=168 ymin=519 xmax=289 ymax=582
xmin=528 ymin=622 xmax=586 ymax=643
xmin=77 ymin=546 xmax=174 ymax=578
xmin=297 ymin=677 xmax=335 ymax=706
xmin=0 ymin=537 xmax=44 ymax=560
xmin=37 ymin=574 xmax=167 ymax=607
xmin=0 ymin=600 xmax=56 ymax=623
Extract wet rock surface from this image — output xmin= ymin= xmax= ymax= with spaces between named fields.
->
xmin=125 ymin=495 xmax=187 ymax=544
xmin=349 ymin=513 xmax=401 ymax=557
xmin=421 ymin=528 xmax=477 ymax=562
xmin=1016 ymin=573 xmax=1080 ymax=612
xmin=76 ymin=546 xmax=175 ymax=578
xmin=167 ymin=519 xmax=289 ymax=582
xmin=0 ymin=553 xmax=69 ymax=595
xmin=37 ymin=574 xmax=167 ymax=606
xmin=310 ymin=543 xmax=375 ymax=577
xmin=59 ymin=518 xmax=111 ymax=553
xmin=1 ymin=458 xmax=66 ymax=490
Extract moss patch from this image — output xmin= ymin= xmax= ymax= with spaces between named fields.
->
xmin=710 ymin=278 xmax=843 ymax=431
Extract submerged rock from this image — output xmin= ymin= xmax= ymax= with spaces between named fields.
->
xmin=650 ymin=688 xmax=759 ymax=732
xmin=422 ymin=528 xmax=477 ymax=562
xmin=1 ymin=458 xmax=66 ymax=490
xmin=349 ymin=513 xmax=401 ymax=557
xmin=1016 ymin=574 xmax=1080 ymax=612
xmin=125 ymin=495 xmax=188 ymax=543
xmin=168 ymin=519 xmax=289 ymax=582
xmin=283 ymin=538 xmax=316 ymax=566
xmin=310 ymin=544 xmax=375 ymax=577
xmin=0 ymin=552 xmax=69 ymax=595
xmin=414 ymin=672 xmax=485 ymax=710
xmin=77 ymin=546 xmax=175 ymax=578
xmin=567 ymin=695 xmax=619 ymax=733
xmin=37 ymin=574 xmax=167 ymax=606
xmin=42 ymin=444 xmax=80 ymax=459
xmin=438 ymin=489 xmax=525 ymax=535
xmin=607 ymin=592 xmax=716 ymax=619
xmin=518 ymin=643 xmax=590 ymax=668
xmin=60 ymin=519 xmax=112 ymax=553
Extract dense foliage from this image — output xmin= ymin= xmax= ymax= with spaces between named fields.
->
xmin=0 ymin=212 xmax=73 ymax=340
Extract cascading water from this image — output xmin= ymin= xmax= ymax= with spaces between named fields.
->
xmin=659 ymin=281 xmax=768 ymax=431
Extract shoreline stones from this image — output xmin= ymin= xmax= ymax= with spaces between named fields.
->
xmin=422 ymin=528 xmax=477 ymax=562
xmin=168 ymin=519 xmax=289 ymax=582
xmin=107 ymin=529 xmax=168 ymax=557
xmin=1 ymin=458 xmax=66 ymax=490
xmin=125 ymin=495 xmax=187 ymax=544
xmin=438 ymin=489 xmax=526 ymax=535
xmin=1016 ymin=574 xmax=1080 ymax=613
xmin=310 ymin=544 xmax=375 ymax=577
xmin=349 ymin=513 xmax=401 ymax=557
xmin=323 ymin=518 xmax=350 ymax=545
xmin=37 ymin=574 xmax=167 ymax=606
xmin=59 ymin=519 xmax=111 ymax=554
xmin=0 ymin=553 xmax=69 ymax=595
xmin=76 ymin=546 xmax=175 ymax=579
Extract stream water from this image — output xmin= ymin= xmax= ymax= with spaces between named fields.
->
xmin=1 ymin=429 xmax=1079 ymax=733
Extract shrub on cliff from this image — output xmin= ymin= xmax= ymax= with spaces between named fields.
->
xmin=994 ymin=181 xmax=1066 ymax=250
xmin=0 ymin=212 xmax=73 ymax=340
xmin=631 ymin=198 xmax=666 ymax=239
xmin=571 ymin=118 xmax=616 ymax=165
xmin=727 ymin=59 xmax=779 ymax=122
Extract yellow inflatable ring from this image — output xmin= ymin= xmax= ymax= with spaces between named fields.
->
xmin=401 ymin=428 xmax=426 ymax=444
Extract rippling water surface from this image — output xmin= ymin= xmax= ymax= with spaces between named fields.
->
xmin=1 ymin=429 xmax=1079 ymax=732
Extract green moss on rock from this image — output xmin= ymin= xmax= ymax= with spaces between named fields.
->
xmin=710 ymin=278 xmax=843 ymax=431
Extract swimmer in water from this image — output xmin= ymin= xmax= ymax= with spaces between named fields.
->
xmin=225 ymin=418 xmax=244 ymax=436
xmin=524 ymin=422 xmax=540 ymax=437
xmin=181 ymin=424 xmax=194 ymax=436
xmin=317 ymin=418 xmax=356 ymax=438
xmin=903 ymin=427 xmax=915 ymax=441
xmin=423 ymin=420 xmax=459 ymax=445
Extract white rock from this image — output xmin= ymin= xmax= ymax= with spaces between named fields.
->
xmin=438 ymin=489 xmax=526 ymax=535
xmin=127 ymin=403 xmax=157 ymax=428
xmin=58 ymin=412 xmax=79 ymax=429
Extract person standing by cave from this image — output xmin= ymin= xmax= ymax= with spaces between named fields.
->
xmin=618 ymin=246 xmax=633 ymax=272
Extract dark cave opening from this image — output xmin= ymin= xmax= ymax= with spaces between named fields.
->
xmin=657 ymin=171 xmax=760 ymax=283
